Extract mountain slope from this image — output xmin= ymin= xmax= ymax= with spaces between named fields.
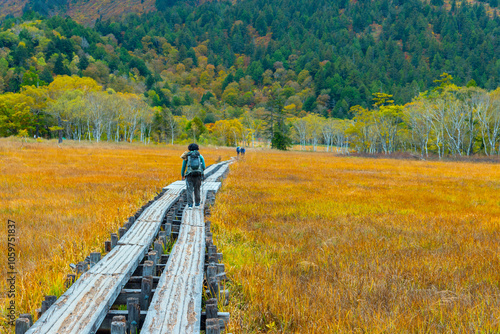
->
xmin=0 ymin=0 xmax=156 ymax=24
xmin=0 ymin=0 xmax=499 ymax=118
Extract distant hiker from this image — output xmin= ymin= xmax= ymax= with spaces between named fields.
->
xmin=241 ymin=147 xmax=246 ymax=156
xmin=236 ymin=146 xmax=241 ymax=156
xmin=181 ymin=143 xmax=206 ymax=209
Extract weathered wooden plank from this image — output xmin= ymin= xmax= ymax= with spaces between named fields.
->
xmin=27 ymin=244 xmax=145 ymax=333
xmin=140 ymin=218 xmax=206 ymax=333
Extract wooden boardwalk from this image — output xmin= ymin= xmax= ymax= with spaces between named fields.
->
xmin=141 ymin=163 xmax=228 ymax=333
xmin=22 ymin=161 xmax=229 ymax=334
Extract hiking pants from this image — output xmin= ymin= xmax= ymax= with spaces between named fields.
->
xmin=186 ymin=173 xmax=202 ymax=205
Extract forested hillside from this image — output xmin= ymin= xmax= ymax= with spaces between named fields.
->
xmin=96 ymin=0 xmax=500 ymax=113
xmin=0 ymin=0 xmax=499 ymax=156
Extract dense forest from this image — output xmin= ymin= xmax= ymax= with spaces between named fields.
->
xmin=0 ymin=0 xmax=499 ymax=155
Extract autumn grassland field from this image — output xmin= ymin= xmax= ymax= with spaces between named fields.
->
xmin=212 ymin=151 xmax=500 ymax=333
xmin=0 ymin=138 xmax=232 ymax=331
xmin=1 ymin=139 xmax=500 ymax=333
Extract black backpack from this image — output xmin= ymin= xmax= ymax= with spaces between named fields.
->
xmin=187 ymin=151 xmax=202 ymax=175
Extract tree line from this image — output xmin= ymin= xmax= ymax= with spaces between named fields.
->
xmin=287 ymin=79 xmax=500 ymax=157
xmin=2 ymin=72 xmax=499 ymax=157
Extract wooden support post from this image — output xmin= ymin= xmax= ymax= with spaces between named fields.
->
xmin=40 ymin=301 xmax=49 ymax=315
xmin=216 ymin=263 xmax=225 ymax=275
xmin=15 ymin=318 xmax=30 ymax=334
xmin=127 ymin=297 xmax=140 ymax=334
xmin=90 ymin=252 xmax=101 ymax=268
xmin=128 ymin=216 xmax=135 ymax=226
xmin=209 ymin=246 xmax=218 ymax=264
xmin=140 ymin=276 xmax=153 ymax=310
xmin=208 ymin=245 xmax=217 ymax=257
xmin=45 ymin=295 xmax=57 ymax=308
xmin=118 ymin=227 xmax=127 ymax=239
xmin=111 ymin=233 xmax=118 ymax=248
xmin=142 ymin=260 xmax=154 ymax=277
xmin=217 ymin=253 xmax=223 ymax=262
xmin=77 ymin=261 xmax=88 ymax=274
xmin=164 ymin=223 xmax=172 ymax=237
xmin=206 ymin=298 xmax=218 ymax=319
xmin=65 ymin=274 xmax=76 ymax=288
xmin=207 ymin=265 xmax=217 ymax=281
xmin=206 ymin=318 xmax=220 ymax=334
xmin=110 ymin=320 xmax=126 ymax=334
xmin=19 ymin=314 xmax=33 ymax=327
xmin=158 ymin=231 xmax=167 ymax=247
xmin=105 ymin=240 xmax=111 ymax=252
xmin=154 ymin=241 xmax=163 ymax=265
xmin=209 ymin=279 xmax=219 ymax=300
xmin=148 ymin=251 xmax=158 ymax=274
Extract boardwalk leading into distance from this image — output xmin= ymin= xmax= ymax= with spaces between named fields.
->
xmin=23 ymin=161 xmax=229 ymax=334
xmin=141 ymin=163 xmax=228 ymax=333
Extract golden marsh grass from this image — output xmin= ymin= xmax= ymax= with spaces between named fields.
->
xmin=212 ymin=151 xmax=500 ymax=333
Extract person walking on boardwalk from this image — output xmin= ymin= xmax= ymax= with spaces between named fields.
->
xmin=181 ymin=143 xmax=206 ymax=209
xmin=236 ymin=146 xmax=241 ymax=157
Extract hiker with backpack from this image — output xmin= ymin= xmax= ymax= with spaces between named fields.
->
xmin=181 ymin=143 xmax=206 ymax=209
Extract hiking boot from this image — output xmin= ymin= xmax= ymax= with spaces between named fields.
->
xmin=195 ymin=203 xmax=200 ymax=207
xmin=187 ymin=204 xmax=193 ymax=209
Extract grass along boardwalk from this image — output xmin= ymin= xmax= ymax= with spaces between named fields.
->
xmin=16 ymin=161 xmax=231 ymax=334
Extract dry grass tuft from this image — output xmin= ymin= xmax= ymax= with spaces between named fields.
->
xmin=212 ymin=151 xmax=500 ymax=333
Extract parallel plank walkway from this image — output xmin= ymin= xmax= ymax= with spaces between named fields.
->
xmin=25 ymin=161 xmax=229 ymax=334
xmin=141 ymin=162 xmax=229 ymax=333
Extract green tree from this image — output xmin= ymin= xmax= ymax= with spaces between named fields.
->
xmin=185 ymin=116 xmax=206 ymax=142
xmin=54 ymin=54 xmax=70 ymax=76
xmin=78 ymin=54 xmax=89 ymax=71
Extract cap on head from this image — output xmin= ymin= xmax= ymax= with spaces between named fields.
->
xmin=188 ymin=143 xmax=199 ymax=151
